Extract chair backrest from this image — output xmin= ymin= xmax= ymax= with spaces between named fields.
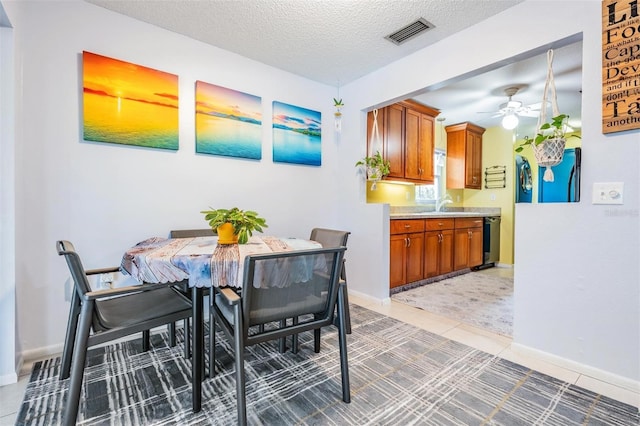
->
xmin=57 ymin=240 xmax=93 ymax=299
xmin=240 ymin=246 xmax=346 ymax=344
xmin=170 ymin=228 xmax=216 ymax=238
xmin=310 ymin=228 xmax=350 ymax=280
xmin=309 ymin=228 xmax=350 ymax=248
xmin=56 ymin=240 xmax=109 ymax=332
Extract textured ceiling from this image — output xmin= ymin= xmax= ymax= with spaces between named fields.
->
xmin=414 ymin=39 xmax=583 ymax=139
xmin=85 ymin=0 xmax=523 ymax=85
xmin=83 ymin=0 xmax=581 ymax=137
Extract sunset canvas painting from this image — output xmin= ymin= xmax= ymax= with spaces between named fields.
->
xmin=272 ymin=101 xmax=321 ymax=166
xmin=82 ymin=51 xmax=179 ymax=150
xmin=195 ymin=81 xmax=262 ymax=160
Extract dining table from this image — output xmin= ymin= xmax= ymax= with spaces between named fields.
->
xmin=120 ymin=234 xmax=323 ymax=412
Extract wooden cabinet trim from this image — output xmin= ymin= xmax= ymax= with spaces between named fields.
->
xmin=425 ymin=218 xmax=455 ymax=230
xmin=454 ymin=217 xmax=484 ymax=229
xmin=391 ymin=219 xmax=425 ymax=234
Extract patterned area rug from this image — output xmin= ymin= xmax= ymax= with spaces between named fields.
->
xmin=16 ymin=305 xmax=638 ymax=425
xmin=392 ymin=272 xmax=514 ymax=336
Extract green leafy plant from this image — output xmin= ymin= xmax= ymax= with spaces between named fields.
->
xmin=515 ymin=114 xmax=579 ymax=152
xmin=355 ymin=151 xmax=391 ymax=180
xmin=333 ymin=98 xmax=344 ymax=107
xmin=200 ymin=207 xmax=268 ymax=244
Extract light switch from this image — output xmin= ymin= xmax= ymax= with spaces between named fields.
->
xmin=592 ymin=182 xmax=624 ymax=205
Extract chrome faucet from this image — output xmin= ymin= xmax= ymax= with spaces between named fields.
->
xmin=436 ymin=194 xmax=453 ymax=212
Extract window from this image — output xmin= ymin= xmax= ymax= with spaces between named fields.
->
xmin=415 ymin=149 xmax=445 ymax=204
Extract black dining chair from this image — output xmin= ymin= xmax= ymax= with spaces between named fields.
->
xmin=211 ymin=246 xmax=350 ymax=426
xmin=166 ymin=229 xmax=216 ymax=353
xmin=57 ymin=240 xmax=193 ymax=426
xmin=309 ymin=228 xmax=351 ymax=333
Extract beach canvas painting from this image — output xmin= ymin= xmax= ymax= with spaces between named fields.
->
xmin=82 ymin=51 xmax=179 ymax=150
xmin=195 ymin=81 xmax=262 ymax=160
xmin=272 ymin=101 xmax=321 ymax=166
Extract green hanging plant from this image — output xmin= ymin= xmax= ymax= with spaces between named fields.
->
xmin=355 ymin=151 xmax=391 ymax=180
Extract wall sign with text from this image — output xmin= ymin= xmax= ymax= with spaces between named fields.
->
xmin=602 ymin=0 xmax=640 ymax=134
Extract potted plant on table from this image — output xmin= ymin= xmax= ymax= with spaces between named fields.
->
xmin=355 ymin=151 xmax=391 ymax=189
xmin=200 ymin=207 xmax=268 ymax=244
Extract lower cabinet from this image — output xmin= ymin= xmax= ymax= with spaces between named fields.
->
xmin=391 ymin=216 xmax=484 ymax=289
xmin=453 ymin=218 xmax=484 ymax=270
xmin=390 ymin=220 xmax=425 ymax=288
xmin=424 ymin=219 xmax=454 ymax=278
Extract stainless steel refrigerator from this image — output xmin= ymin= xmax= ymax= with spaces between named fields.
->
xmin=538 ymin=147 xmax=581 ymax=203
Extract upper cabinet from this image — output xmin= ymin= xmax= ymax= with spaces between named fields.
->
xmin=367 ymin=100 xmax=439 ymax=184
xmin=445 ymin=122 xmax=485 ymax=189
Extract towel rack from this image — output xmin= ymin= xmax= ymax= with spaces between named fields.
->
xmin=485 ymin=165 xmax=506 ymax=189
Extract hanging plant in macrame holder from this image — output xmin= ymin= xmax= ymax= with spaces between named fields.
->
xmin=533 ymin=49 xmax=567 ymax=182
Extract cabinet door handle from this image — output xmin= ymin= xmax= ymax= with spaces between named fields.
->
xmin=405 ymin=237 xmax=409 ymax=247
xmin=407 ymin=237 xmax=411 ymax=248
xmin=438 ymin=233 xmax=443 ymax=243
xmin=468 ymin=230 xmax=472 ymax=239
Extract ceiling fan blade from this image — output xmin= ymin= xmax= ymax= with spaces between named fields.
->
xmin=518 ymin=110 xmax=540 ymax=118
xmin=526 ymin=101 xmax=548 ymax=110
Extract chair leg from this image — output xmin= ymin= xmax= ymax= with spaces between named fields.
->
xmin=337 ymin=282 xmax=351 ymax=403
xmin=60 ymin=291 xmax=81 ymax=380
xmin=142 ymin=330 xmax=150 ymax=352
xmin=184 ymin=318 xmax=191 ymax=359
xmin=209 ymin=298 xmax=215 ymax=378
xmin=232 ymin=302 xmax=247 ymax=426
xmin=292 ymin=317 xmax=299 ymax=354
xmin=278 ymin=320 xmax=287 ymax=353
xmin=62 ymin=300 xmax=94 ymax=426
xmin=168 ymin=322 xmax=176 ymax=347
xmin=314 ymin=315 xmax=321 ymax=353
xmin=342 ymin=285 xmax=352 ymax=335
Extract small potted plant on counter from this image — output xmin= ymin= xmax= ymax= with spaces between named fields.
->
xmin=355 ymin=151 xmax=391 ymax=188
xmin=201 ymin=207 xmax=268 ymax=244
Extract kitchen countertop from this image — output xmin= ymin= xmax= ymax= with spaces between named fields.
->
xmin=390 ymin=207 xmax=501 ymax=219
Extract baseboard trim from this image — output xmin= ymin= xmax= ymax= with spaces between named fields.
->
xmin=511 ymin=342 xmax=640 ymax=393
xmin=0 ymin=371 xmax=18 ymax=386
xmin=19 ymin=325 xmax=179 ymax=368
xmin=21 ymin=343 xmax=64 ymax=365
xmin=348 ymin=289 xmax=391 ymax=305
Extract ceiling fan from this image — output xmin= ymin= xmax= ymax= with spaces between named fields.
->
xmin=482 ymin=87 xmax=541 ymax=129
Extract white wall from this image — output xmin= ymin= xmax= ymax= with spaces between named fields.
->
xmin=3 ymin=0 xmax=638 ymax=388
xmin=340 ymin=0 xmax=638 ymax=385
xmin=1 ymin=19 xmax=17 ymax=385
xmin=2 ymin=0 xmax=354 ymax=364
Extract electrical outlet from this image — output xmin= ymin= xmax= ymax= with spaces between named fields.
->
xmin=592 ymin=182 xmax=624 ymax=205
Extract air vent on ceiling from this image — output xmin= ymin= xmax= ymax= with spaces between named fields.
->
xmin=385 ymin=18 xmax=434 ymax=45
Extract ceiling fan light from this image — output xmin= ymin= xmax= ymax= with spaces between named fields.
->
xmin=502 ymin=114 xmax=519 ymax=130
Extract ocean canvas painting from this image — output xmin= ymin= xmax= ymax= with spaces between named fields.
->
xmin=195 ymin=81 xmax=262 ymax=160
xmin=82 ymin=51 xmax=179 ymax=150
xmin=272 ymin=101 xmax=321 ymax=166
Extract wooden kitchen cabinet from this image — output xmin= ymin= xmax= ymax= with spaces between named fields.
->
xmin=445 ymin=122 xmax=486 ymax=189
xmin=424 ymin=218 xmax=455 ymax=278
xmin=453 ymin=217 xmax=484 ymax=270
xmin=390 ymin=219 xmax=425 ymax=288
xmin=367 ymin=100 xmax=439 ymax=184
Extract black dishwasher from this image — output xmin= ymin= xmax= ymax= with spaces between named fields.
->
xmin=473 ymin=216 xmax=501 ymax=270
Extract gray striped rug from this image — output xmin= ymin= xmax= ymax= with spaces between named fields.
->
xmin=16 ymin=306 xmax=638 ymax=425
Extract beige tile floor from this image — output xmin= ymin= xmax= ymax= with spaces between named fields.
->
xmin=1 ymin=268 xmax=638 ymax=424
